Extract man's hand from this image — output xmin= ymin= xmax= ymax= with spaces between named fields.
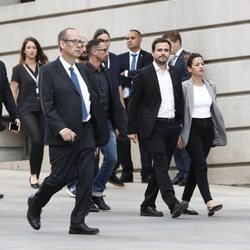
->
xmin=128 ymin=134 xmax=138 ymax=143
xmin=60 ymin=128 xmax=76 ymax=142
xmin=177 ymin=136 xmax=183 ymax=150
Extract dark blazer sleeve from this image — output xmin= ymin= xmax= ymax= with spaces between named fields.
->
xmin=174 ymin=50 xmax=191 ymax=82
xmin=0 ymin=61 xmax=17 ymax=130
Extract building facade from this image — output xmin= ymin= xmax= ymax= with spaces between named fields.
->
xmin=0 ymin=0 xmax=250 ymax=184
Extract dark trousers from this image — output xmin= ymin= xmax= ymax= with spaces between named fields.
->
xmin=138 ymin=136 xmax=153 ymax=178
xmin=182 ymin=118 xmax=214 ymax=204
xmin=115 ymin=97 xmax=133 ymax=176
xmin=31 ymin=123 xmax=96 ymax=224
xmin=20 ymin=111 xmax=44 ymax=178
xmin=173 ymin=148 xmax=191 ymax=181
xmin=141 ymin=119 xmax=181 ymax=210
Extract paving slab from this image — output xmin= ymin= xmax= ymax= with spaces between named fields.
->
xmin=1 ymin=169 xmax=250 ymax=250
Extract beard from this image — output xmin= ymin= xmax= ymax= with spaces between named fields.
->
xmin=155 ymin=57 xmax=167 ymax=65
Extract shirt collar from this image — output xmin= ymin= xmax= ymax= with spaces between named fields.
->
xmin=129 ymin=49 xmax=141 ymax=56
xmin=59 ymin=56 xmax=76 ymax=71
xmin=174 ymin=48 xmax=184 ymax=57
xmin=153 ymin=61 xmax=169 ymax=72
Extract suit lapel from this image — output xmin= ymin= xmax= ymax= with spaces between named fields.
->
xmin=148 ymin=65 xmax=161 ymax=96
xmin=55 ymin=58 xmax=79 ymax=94
xmin=137 ymin=51 xmax=144 ymax=69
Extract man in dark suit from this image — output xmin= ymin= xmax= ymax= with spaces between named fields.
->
xmin=117 ymin=29 xmax=153 ymax=183
xmin=163 ymin=31 xmax=192 ymax=187
xmin=26 ymin=28 xmax=108 ymax=235
xmin=0 ymin=60 xmax=19 ymax=199
xmin=127 ymin=38 xmax=188 ymax=218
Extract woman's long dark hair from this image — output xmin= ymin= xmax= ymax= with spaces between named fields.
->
xmin=19 ymin=37 xmax=48 ymax=64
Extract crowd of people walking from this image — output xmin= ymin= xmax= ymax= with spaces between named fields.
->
xmin=0 ymin=27 xmax=227 ymax=235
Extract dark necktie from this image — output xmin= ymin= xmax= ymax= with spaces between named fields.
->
xmin=69 ymin=67 xmax=88 ymax=120
xmin=130 ymin=54 xmax=137 ymax=70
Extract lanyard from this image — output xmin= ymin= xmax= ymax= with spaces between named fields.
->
xmin=23 ymin=64 xmax=39 ymax=94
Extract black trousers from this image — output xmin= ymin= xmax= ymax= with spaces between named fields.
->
xmin=31 ymin=123 xmax=96 ymax=224
xmin=182 ymin=118 xmax=214 ymax=204
xmin=20 ymin=111 xmax=44 ymax=177
xmin=115 ymin=97 xmax=133 ymax=175
xmin=141 ymin=118 xmax=181 ymax=210
xmin=138 ymin=136 xmax=153 ymax=178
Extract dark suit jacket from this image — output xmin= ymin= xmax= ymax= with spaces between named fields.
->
xmin=83 ymin=62 xmax=124 ymax=131
xmin=173 ymin=50 xmax=191 ymax=82
xmin=39 ymin=58 xmax=109 ymax=146
xmin=118 ymin=49 xmax=153 ymax=89
xmin=127 ymin=64 xmax=184 ymax=138
xmin=0 ymin=60 xmax=17 ymax=131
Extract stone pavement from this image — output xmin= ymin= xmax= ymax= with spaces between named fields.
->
xmin=0 ymin=169 xmax=250 ymax=250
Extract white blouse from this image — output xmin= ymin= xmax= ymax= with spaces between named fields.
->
xmin=192 ymin=84 xmax=212 ymax=118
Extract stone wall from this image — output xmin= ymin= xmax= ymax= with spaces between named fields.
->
xmin=0 ymin=0 xmax=250 ymax=184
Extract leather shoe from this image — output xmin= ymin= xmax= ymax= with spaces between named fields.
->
xmin=89 ymin=201 xmax=99 ymax=212
xmin=171 ymin=176 xmax=180 ymax=185
xmin=183 ymin=207 xmax=199 ymax=215
xmin=171 ymin=201 xmax=188 ymax=218
xmin=92 ymin=196 xmax=110 ymax=210
xmin=27 ymin=196 xmax=42 ymax=230
xmin=207 ymin=203 xmax=223 ymax=217
xmin=108 ymin=172 xmax=125 ymax=187
xmin=69 ymin=222 xmax=100 ymax=235
xmin=140 ymin=206 xmax=163 ymax=217
xmin=120 ymin=174 xmax=133 ymax=183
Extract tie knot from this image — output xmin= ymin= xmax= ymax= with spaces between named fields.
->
xmin=131 ymin=54 xmax=137 ymax=58
xmin=69 ymin=67 xmax=74 ymax=73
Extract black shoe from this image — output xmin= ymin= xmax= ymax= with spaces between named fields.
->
xmin=89 ymin=201 xmax=99 ymax=212
xmin=29 ymin=177 xmax=40 ymax=189
xmin=0 ymin=193 xmax=4 ymax=199
xmin=69 ymin=222 xmax=100 ymax=235
xmin=171 ymin=201 xmax=188 ymax=218
xmin=171 ymin=176 xmax=180 ymax=185
xmin=92 ymin=196 xmax=111 ymax=210
xmin=183 ymin=208 xmax=199 ymax=215
xmin=27 ymin=196 xmax=42 ymax=230
xmin=120 ymin=174 xmax=133 ymax=183
xmin=108 ymin=172 xmax=125 ymax=187
xmin=140 ymin=206 xmax=163 ymax=217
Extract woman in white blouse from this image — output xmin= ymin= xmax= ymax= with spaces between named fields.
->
xmin=177 ymin=53 xmax=227 ymax=216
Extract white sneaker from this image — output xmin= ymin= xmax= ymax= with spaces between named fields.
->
xmin=66 ymin=186 xmax=76 ymax=198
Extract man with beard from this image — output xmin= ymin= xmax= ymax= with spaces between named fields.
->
xmin=127 ymin=38 xmax=188 ymax=218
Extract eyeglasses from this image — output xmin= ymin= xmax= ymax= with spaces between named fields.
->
xmin=62 ymin=39 xmax=85 ymax=46
xmin=96 ymin=48 xmax=109 ymax=53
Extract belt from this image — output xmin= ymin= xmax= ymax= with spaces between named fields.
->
xmin=156 ymin=117 xmax=175 ymax=124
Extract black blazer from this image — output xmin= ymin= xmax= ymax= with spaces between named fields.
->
xmin=173 ymin=50 xmax=191 ymax=82
xmin=39 ymin=58 xmax=109 ymax=146
xmin=0 ymin=61 xmax=17 ymax=131
xmin=118 ymin=49 xmax=153 ymax=89
xmin=127 ymin=64 xmax=184 ymax=138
